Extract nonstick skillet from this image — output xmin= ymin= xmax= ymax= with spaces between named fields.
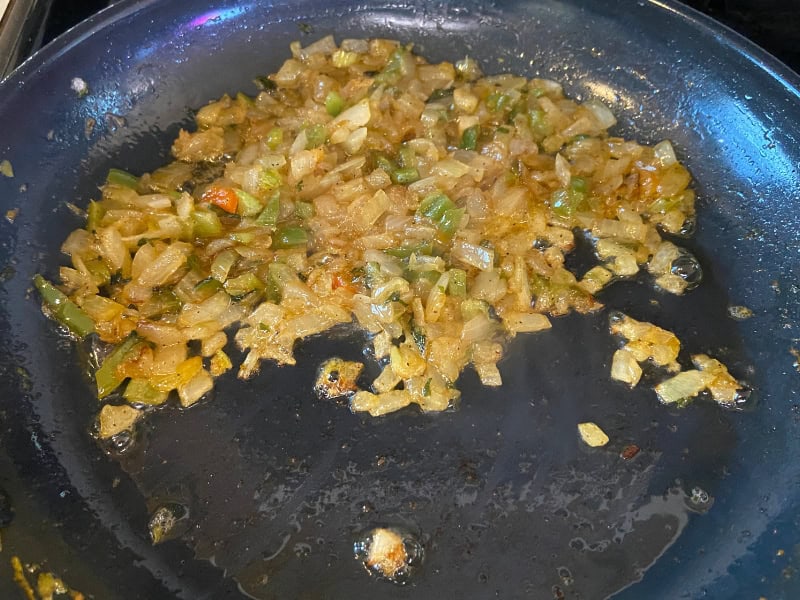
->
xmin=0 ymin=1 xmax=799 ymax=598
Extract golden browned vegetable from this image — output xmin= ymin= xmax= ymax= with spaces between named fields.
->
xmin=10 ymin=555 xmax=85 ymax=600
xmin=36 ymin=36 xmax=706 ymax=422
xmin=656 ymin=354 xmax=743 ymax=406
xmin=364 ymin=527 xmax=408 ymax=579
xmin=577 ymin=422 xmax=610 ymax=447
xmin=97 ymin=404 xmax=142 ymax=439
xmin=314 ymin=357 xmax=364 ymax=399
xmin=610 ymin=313 xmax=744 ymax=408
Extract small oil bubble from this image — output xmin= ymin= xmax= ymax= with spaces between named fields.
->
xmin=732 ymin=384 xmax=753 ymax=406
xmin=608 ymin=310 xmax=626 ymax=326
xmin=104 ymin=429 xmax=136 ymax=456
xmin=569 ymin=538 xmax=586 ymax=551
xmin=678 ymin=216 xmax=697 ymax=237
xmin=104 ymin=112 xmax=128 ymax=132
xmin=671 ymin=251 xmax=703 ymax=290
xmin=293 ymin=542 xmax=312 ymax=557
xmin=686 ymin=486 xmax=714 ymax=513
xmin=737 ymin=529 xmax=752 ymax=543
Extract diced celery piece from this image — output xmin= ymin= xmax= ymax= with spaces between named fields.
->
xmin=272 ymin=226 xmax=308 ymax=249
xmin=192 ymin=210 xmax=223 ymax=237
xmin=438 ymin=208 xmax=465 ymax=237
xmin=325 ymin=91 xmax=345 ymax=116
xmin=86 ymin=200 xmax=105 ymax=232
xmin=418 ymin=192 xmax=455 ymax=221
xmin=259 ymin=168 xmax=282 ymax=191
xmin=235 ymin=189 xmax=263 ymax=217
xmin=266 ymin=127 xmax=283 ymax=150
xmin=95 ymin=334 xmax=143 ymax=398
xmin=305 ymin=124 xmax=327 ymax=149
xmin=124 ymin=378 xmax=169 ymax=405
xmin=460 ymin=125 xmax=479 ymax=150
xmin=33 ymin=274 xmax=95 ymax=338
xmin=383 ymin=241 xmax=434 ymax=258
xmin=295 ymin=201 xmax=314 ymax=220
xmin=194 ymin=277 xmax=224 ymax=300
xmin=256 ymin=192 xmax=281 ymax=227
xmin=224 ymin=272 xmax=265 ymax=296
xmin=106 ymin=168 xmax=139 ymax=189
xmin=448 ymin=268 xmax=467 ymax=297
xmin=392 ymin=167 xmax=419 ymax=185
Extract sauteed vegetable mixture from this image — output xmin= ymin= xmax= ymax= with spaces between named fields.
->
xmin=34 ymin=37 xmax=744 ymax=434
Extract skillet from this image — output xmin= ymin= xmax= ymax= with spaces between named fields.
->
xmin=0 ymin=0 xmax=799 ymax=597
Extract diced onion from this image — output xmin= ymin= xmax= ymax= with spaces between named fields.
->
xmin=610 ymin=348 xmax=642 ymax=387
xmin=451 ymin=240 xmax=494 ymax=271
xmin=655 ymin=370 xmax=713 ymax=405
xmin=584 ymin=99 xmax=617 ymax=129
xmin=40 ymin=36 xmax=712 ymax=427
xmin=578 ymin=422 xmax=609 ymax=447
xmin=503 ymin=312 xmax=551 ymax=335
xmin=653 ymin=140 xmax=678 ymax=167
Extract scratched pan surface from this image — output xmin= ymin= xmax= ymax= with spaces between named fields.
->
xmin=1 ymin=0 xmax=799 ymax=598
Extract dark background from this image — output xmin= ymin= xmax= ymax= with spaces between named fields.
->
xmin=33 ymin=0 xmax=800 ymax=73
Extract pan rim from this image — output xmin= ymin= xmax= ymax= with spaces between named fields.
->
xmin=1 ymin=0 xmax=799 ymax=99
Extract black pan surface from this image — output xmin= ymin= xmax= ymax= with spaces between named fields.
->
xmin=1 ymin=1 xmax=799 ymax=598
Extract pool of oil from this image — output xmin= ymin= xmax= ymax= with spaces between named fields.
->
xmin=96 ymin=263 xmax=749 ymax=599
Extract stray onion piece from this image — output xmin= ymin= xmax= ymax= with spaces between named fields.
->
xmin=578 ymin=422 xmax=610 ymax=447
xmin=610 ymin=313 xmax=745 ymax=408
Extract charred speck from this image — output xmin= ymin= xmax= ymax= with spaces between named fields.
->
xmin=458 ymin=459 xmax=479 ymax=483
xmin=253 ymin=76 xmax=277 ymax=92
xmin=109 ymin=271 xmax=131 ymax=286
xmin=426 ymin=87 xmax=454 ymax=102
xmin=620 ymin=444 xmax=641 ymax=460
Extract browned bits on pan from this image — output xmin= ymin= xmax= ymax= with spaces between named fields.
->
xmin=790 ymin=347 xmax=800 ymax=372
xmin=620 ymin=444 xmax=640 ymax=460
xmin=314 ymin=357 xmax=364 ymax=399
xmin=354 ymin=526 xmax=424 ymax=583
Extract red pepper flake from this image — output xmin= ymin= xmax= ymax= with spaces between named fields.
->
xmin=202 ymin=186 xmax=239 ymax=214
xmin=332 ymin=273 xmax=356 ymax=293
xmin=620 ymin=444 xmax=640 ymax=460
